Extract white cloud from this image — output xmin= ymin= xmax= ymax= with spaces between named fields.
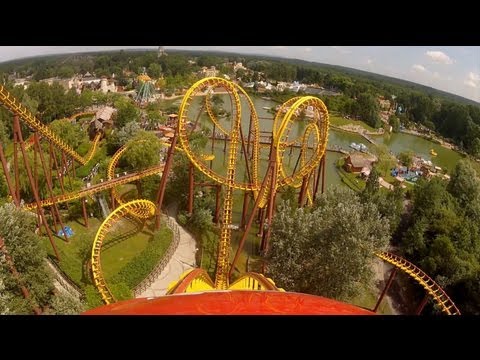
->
xmin=272 ymin=46 xmax=287 ymax=50
xmin=433 ymin=72 xmax=440 ymax=78
xmin=367 ymin=59 xmax=373 ymax=65
xmin=304 ymin=47 xmax=312 ymax=52
xmin=425 ymin=51 xmax=454 ymax=64
xmin=412 ymin=64 xmax=427 ymax=72
xmin=465 ymin=80 xmax=477 ymax=88
xmin=464 ymin=72 xmax=480 ymax=88
xmin=330 ymin=46 xmax=351 ymax=54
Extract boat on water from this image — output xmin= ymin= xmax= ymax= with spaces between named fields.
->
xmin=262 ymin=106 xmax=271 ymax=110
xmin=350 ymin=142 xmax=368 ymax=152
xmin=430 ymin=149 xmax=438 ymax=156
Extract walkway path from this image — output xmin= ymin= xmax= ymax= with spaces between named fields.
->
xmin=136 ymin=215 xmax=197 ymax=298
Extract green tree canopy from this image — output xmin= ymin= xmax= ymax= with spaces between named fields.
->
xmin=0 ymin=203 xmax=54 ymax=313
xmin=398 ymin=151 xmax=414 ymax=168
xmin=447 ymin=159 xmax=480 ymax=220
xmin=267 ymin=186 xmax=389 ymax=301
xmin=115 ymin=100 xmax=140 ymax=128
xmin=123 ymin=131 xmax=163 ymax=170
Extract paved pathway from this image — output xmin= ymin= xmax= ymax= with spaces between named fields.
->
xmin=136 ymin=216 xmax=197 ymax=298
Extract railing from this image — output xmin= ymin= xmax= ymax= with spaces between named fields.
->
xmin=46 ymin=258 xmax=84 ymax=300
xmin=133 ymin=215 xmax=182 ymax=297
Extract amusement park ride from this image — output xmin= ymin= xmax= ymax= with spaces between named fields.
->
xmin=0 ymin=77 xmax=461 ymax=315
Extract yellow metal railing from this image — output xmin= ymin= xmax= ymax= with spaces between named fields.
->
xmin=0 ymin=85 xmax=98 ymax=165
xmin=376 ymin=252 xmax=461 ymax=315
xmin=91 ymin=200 xmax=157 ymax=304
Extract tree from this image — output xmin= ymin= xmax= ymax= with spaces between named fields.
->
xmin=47 ymin=293 xmax=85 ymax=315
xmin=0 ymin=203 xmax=54 ymax=314
xmin=123 ymin=131 xmax=163 ymax=170
xmin=375 ymin=144 xmax=396 ymax=177
xmin=0 ymin=278 xmax=13 ymax=314
xmin=447 ymin=160 xmax=480 ymax=220
xmin=400 ymin=177 xmax=479 ymax=294
xmin=280 ymin=185 xmax=297 ymax=203
xmin=388 ymin=115 xmax=401 ymax=133
xmin=363 ymin=166 xmax=379 ymax=196
xmin=49 ymin=119 xmax=88 ymax=150
xmin=148 ymin=63 xmax=162 ymax=79
xmin=115 ymin=101 xmax=140 ymax=128
xmin=266 ymin=186 xmax=390 ymax=301
xmin=146 ymin=109 xmax=164 ymax=129
xmin=398 ymin=151 xmax=414 ymax=168
xmin=356 ymin=93 xmax=382 ymax=128
xmin=0 ymin=171 xmax=8 ymax=202
xmin=469 ymin=137 xmax=480 ymax=158
xmin=106 ymin=121 xmax=141 ymax=155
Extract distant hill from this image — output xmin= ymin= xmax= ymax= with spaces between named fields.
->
xmin=1 ymin=48 xmax=478 ymax=106
xmin=168 ymin=49 xmax=480 ymax=106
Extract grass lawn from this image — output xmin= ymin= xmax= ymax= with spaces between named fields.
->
xmin=41 ymin=214 xmax=170 ymax=294
xmin=42 ymin=217 xmax=102 ymax=286
xmin=102 ymin=217 xmax=153 ymax=281
xmin=329 ymin=113 xmax=376 ymax=132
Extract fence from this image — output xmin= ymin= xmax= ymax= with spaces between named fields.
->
xmin=133 ymin=215 xmax=181 ymax=297
xmin=46 ymin=258 xmax=84 ymax=300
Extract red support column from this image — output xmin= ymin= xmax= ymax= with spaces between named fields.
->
xmin=82 ymin=198 xmax=89 ymax=228
xmin=415 ymin=294 xmax=429 ymax=315
xmin=373 ymin=267 xmax=398 ymax=313
xmin=261 ymin=152 xmax=278 ymax=253
xmin=210 ymin=123 xmax=216 ymax=170
xmin=229 ymin=161 xmax=273 ymax=278
xmin=188 ymin=162 xmax=194 ymax=215
xmin=51 ymin=144 xmax=68 ymax=211
xmin=257 ymin=207 xmax=267 ymax=238
xmin=246 ymin=114 xmax=252 ymax=157
xmin=240 ymin=191 xmax=250 ymax=229
xmin=313 ymin=155 xmax=323 ymax=202
xmin=61 ymin=152 xmax=73 ymax=191
xmin=214 ymin=184 xmax=221 ymax=224
xmin=0 ymin=141 xmax=19 ymax=206
xmin=13 ymin=115 xmax=60 ymax=260
xmin=321 ymin=152 xmax=326 ymax=194
xmin=238 ymin=124 xmax=252 ymax=184
xmin=34 ymin=133 xmax=69 ymax=242
xmin=298 ymin=175 xmax=308 ymax=207
xmin=155 ymin=129 xmax=178 ymax=229
xmin=111 ymin=191 xmax=116 ymax=210
xmin=13 ymin=131 xmax=20 ymax=202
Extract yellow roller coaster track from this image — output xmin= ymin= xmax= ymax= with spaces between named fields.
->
xmin=166 ymin=268 xmax=283 ymax=294
xmin=24 ymin=111 xmax=96 ymax=151
xmin=205 ymin=90 xmax=229 ymax=136
xmin=206 ymin=83 xmax=261 ymax=195
xmin=107 ymin=140 xmax=183 ymax=213
xmin=91 ymin=199 xmax=156 ymax=304
xmin=24 ymin=164 xmax=165 ymax=210
xmin=179 ymin=78 xmax=260 ymax=193
xmin=179 ymin=77 xmax=243 ymax=289
xmin=0 ymin=85 xmax=97 ymax=165
xmin=179 ymin=78 xmax=330 ymax=290
xmin=274 ymin=97 xmax=329 ymax=191
xmin=376 ymin=252 xmax=461 ymax=315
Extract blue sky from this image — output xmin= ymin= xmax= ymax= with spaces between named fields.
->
xmin=0 ymin=46 xmax=478 ymax=103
